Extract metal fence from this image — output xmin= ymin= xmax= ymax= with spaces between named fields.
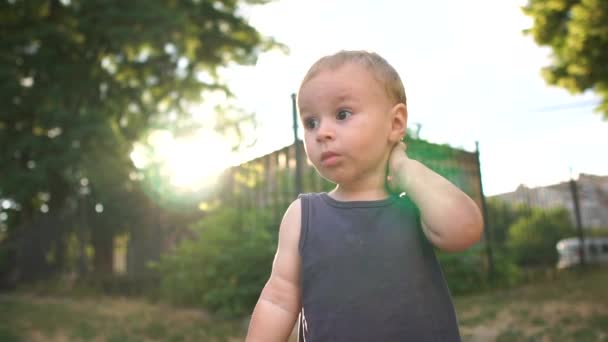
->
xmin=213 ymin=138 xmax=485 ymax=223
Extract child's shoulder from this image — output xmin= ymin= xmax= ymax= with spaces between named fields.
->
xmin=283 ymin=197 xmax=303 ymax=222
xmin=297 ymin=192 xmax=325 ymax=199
xmin=276 ymin=197 xmax=303 ymax=253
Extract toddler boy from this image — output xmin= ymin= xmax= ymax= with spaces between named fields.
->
xmin=246 ymin=50 xmax=483 ymax=341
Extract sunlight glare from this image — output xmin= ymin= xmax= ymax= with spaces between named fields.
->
xmin=130 ymin=129 xmax=233 ymax=192
xmin=161 ymin=130 xmax=233 ymax=191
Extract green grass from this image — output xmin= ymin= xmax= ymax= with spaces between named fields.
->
xmin=0 ymin=267 xmax=606 ymax=341
xmin=455 ymin=267 xmax=608 ymax=341
xmin=0 ymin=294 xmax=245 ymax=342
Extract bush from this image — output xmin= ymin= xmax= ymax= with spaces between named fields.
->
xmin=585 ymin=228 xmax=608 ymax=238
xmin=157 ymin=207 xmax=277 ymax=318
xmin=486 ymin=198 xmax=530 ymax=250
xmin=507 ymin=208 xmax=576 ymax=267
xmin=439 ymin=244 xmax=523 ymax=294
xmin=488 ymin=251 xmax=523 ymax=288
xmin=438 ymin=245 xmax=487 ymax=294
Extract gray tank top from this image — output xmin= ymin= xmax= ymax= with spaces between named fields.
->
xmin=297 ymin=193 xmax=461 ymax=342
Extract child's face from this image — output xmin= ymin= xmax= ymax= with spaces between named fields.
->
xmin=298 ymin=62 xmax=396 ymax=186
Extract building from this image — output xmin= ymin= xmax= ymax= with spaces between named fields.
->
xmin=490 ymin=174 xmax=608 ymax=229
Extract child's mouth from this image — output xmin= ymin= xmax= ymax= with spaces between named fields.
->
xmin=321 ymin=152 xmax=340 ymax=166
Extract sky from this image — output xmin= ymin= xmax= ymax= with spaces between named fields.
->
xmin=196 ymin=0 xmax=607 ymax=196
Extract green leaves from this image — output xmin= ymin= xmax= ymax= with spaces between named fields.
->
xmin=523 ymin=0 xmax=608 ymax=118
xmin=0 ymin=0 xmax=279 ymax=218
xmin=157 ymin=207 xmax=276 ymax=317
xmin=507 ymin=207 xmax=575 ymax=266
xmin=0 ymin=0 xmax=281 ymax=281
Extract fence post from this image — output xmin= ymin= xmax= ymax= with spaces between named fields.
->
xmin=569 ymin=177 xmax=586 ymax=267
xmin=78 ymin=190 xmax=88 ymax=276
xmin=292 ymin=93 xmax=303 ymax=196
xmin=475 ymin=141 xmax=494 ymax=280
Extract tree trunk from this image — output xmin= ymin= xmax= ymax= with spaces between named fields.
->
xmin=91 ymin=224 xmax=114 ymax=275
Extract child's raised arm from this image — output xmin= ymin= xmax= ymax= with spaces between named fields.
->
xmin=246 ymin=199 xmax=302 ymax=342
xmin=389 ymin=142 xmax=483 ymax=252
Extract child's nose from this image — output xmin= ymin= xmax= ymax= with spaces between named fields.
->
xmin=316 ymin=121 xmax=335 ymax=142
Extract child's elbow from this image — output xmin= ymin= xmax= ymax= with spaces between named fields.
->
xmin=451 ymin=204 xmax=484 ymax=252
xmin=435 ymin=204 xmax=483 ymax=252
xmin=459 ymin=213 xmax=484 ymax=251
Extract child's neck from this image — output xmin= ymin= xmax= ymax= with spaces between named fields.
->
xmin=328 ymin=161 xmax=391 ymax=201
xmin=329 ymin=184 xmax=389 ymax=202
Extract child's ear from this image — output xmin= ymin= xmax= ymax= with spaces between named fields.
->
xmin=388 ymin=103 xmax=407 ymax=143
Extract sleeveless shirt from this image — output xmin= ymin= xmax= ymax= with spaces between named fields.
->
xmin=297 ymin=193 xmax=461 ymax=342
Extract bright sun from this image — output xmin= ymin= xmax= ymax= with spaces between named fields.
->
xmin=166 ymin=132 xmax=232 ymax=190
xmin=131 ymin=129 xmax=233 ymax=192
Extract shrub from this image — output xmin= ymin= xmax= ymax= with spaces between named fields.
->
xmin=507 ymin=208 xmax=576 ymax=267
xmin=438 ymin=244 xmax=487 ymax=294
xmin=439 ymin=243 xmax=523 ymax=294
xmin=157 ymin=207 xmax=277 ymax=317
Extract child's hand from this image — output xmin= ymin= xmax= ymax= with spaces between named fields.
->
xmin=387 ymin=141 xmax=412 ymax=193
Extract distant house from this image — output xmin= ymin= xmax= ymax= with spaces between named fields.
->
xmin=490 ymin=174 xmax=608 ymax=229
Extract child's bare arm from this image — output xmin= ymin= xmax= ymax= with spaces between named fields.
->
xmin=246 ymin=199 xmax=302 ymax=342
xmin=389 ymin=142 xmax=483 ymax=252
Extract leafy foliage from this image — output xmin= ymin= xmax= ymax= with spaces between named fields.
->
xmin=438 ymin=244 xmax=523 ymax=294
xmin=523 ymin=0 xmax=608 ymax=118
xmin=507 ymin=207 xmax=576 ymax=266
xmin=157 ymin=207 xmax=277 ymax=318
xmin=486 ymin=198 xmax=530 ymax=249
xmin=0 ymin=0 xmax=279 ymax=209
xmin=441 ymin=198 xmax=578 ymax=292
xmin=438 ymin=245 xmax=488 ymax=294
xmin=0 ymin=0 xmax=280 ymax=277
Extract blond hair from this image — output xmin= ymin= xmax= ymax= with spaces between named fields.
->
xmin=299 ymin=50 xmax=407 ymax=105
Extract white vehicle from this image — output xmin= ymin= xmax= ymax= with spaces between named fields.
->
xmin=556 ymin=237 xmax=608 ymax=269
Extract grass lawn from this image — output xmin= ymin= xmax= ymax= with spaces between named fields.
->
xmin=455 ymin=267 xmax=608 ymax=341
xmin=0 ymin=294 xmax=244 ymax=342
xmin=1 ymin=267 xmax=606 ymax=341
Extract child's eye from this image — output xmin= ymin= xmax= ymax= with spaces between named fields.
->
xmin=303 ymin=117 xmax=320 ymax=129
xmin=336 ymin=110 xmax=352 ymax=121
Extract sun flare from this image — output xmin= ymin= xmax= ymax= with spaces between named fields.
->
xmin=164 ymin=132 xmax=232 ymax=190
xmin=131 ymin=129 xmax=233 ymax=192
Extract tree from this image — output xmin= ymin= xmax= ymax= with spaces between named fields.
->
xmin=0 ymin=0 xmax=281 ymax=280
xmin=522 ymin=0 xmax=608 ymax=118
xmin=507 ymin=207 xmax=575 ymax=267
xmin=486 ymin=198 xmax=529 ymax=249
